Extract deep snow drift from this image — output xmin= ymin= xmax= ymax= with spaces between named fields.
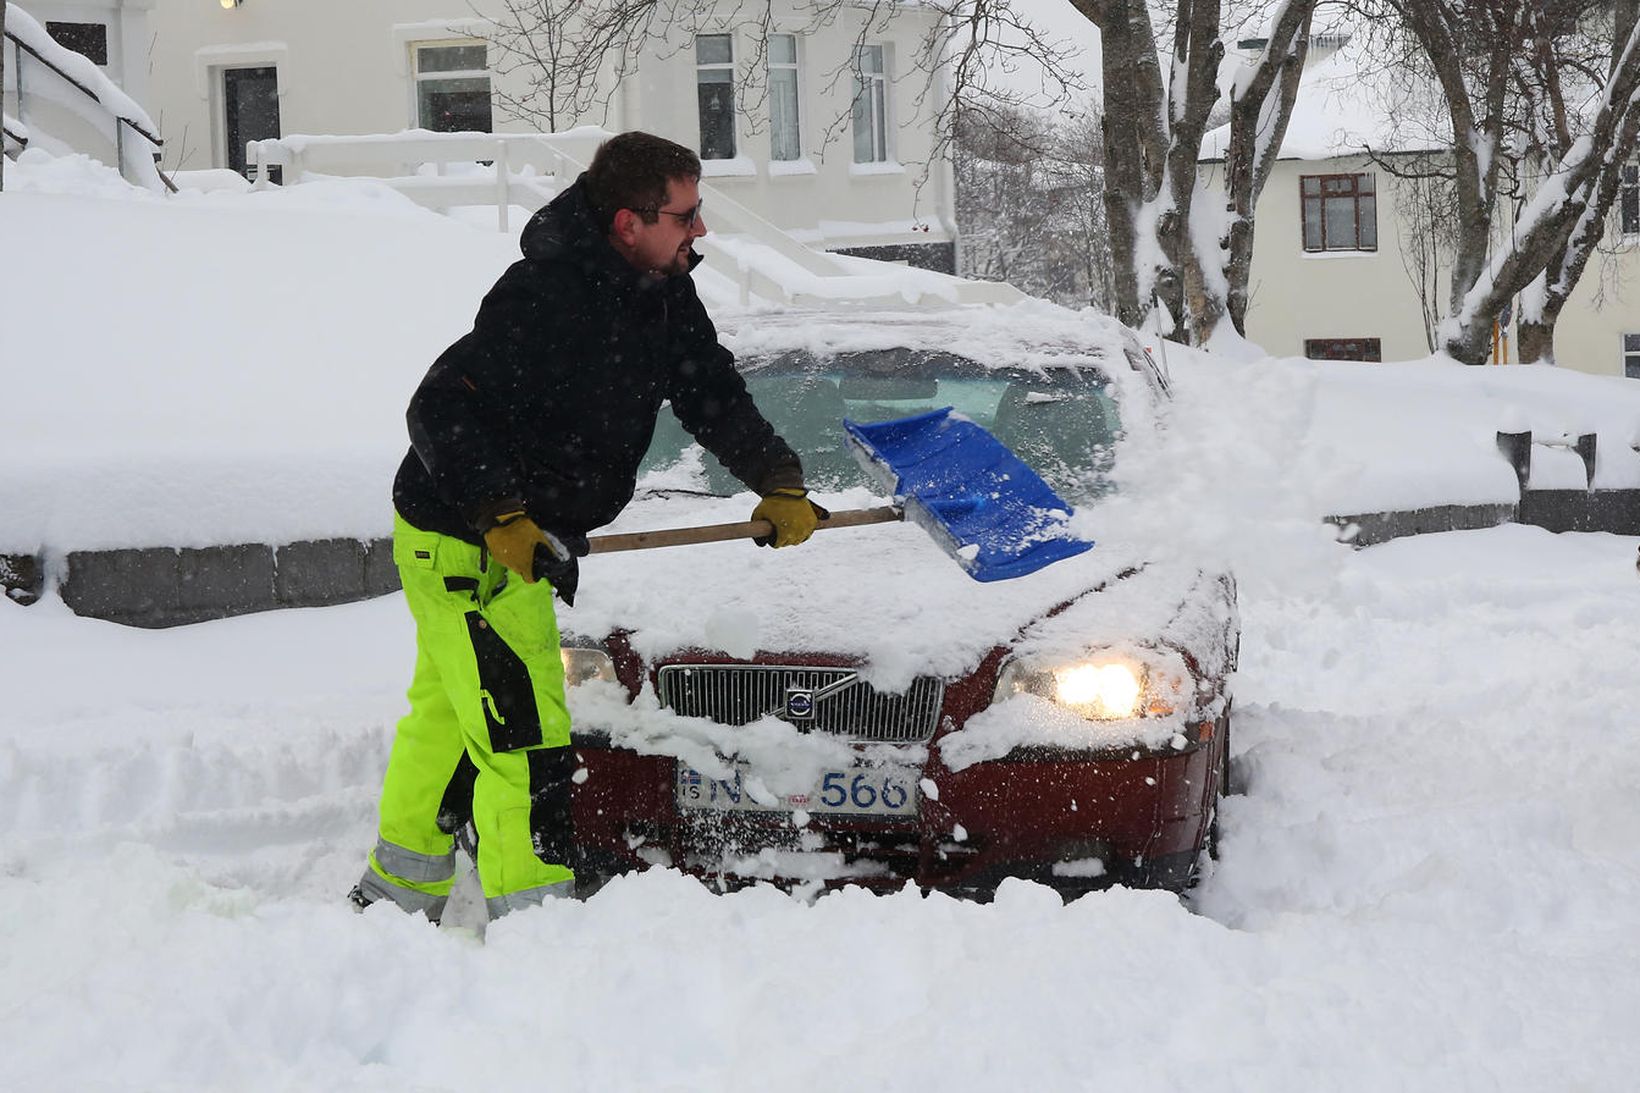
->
xmin=4 ymin=153 xmax=1640 ymax=1091
xmin=3 ymin=526 xmax=1638 ymax=1090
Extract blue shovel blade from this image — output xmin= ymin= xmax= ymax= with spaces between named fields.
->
xmin=843 ymin=407 xmax=1094 ymax=582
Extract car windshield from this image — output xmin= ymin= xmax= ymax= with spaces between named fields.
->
xmin=638 ymin=349 xmax=1121 ymax=501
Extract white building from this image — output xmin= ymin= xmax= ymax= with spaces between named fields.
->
xmin=1201 ymin=33 xmax=1640 ymax=377
xmin=4 ymin=0 xmax=958 ymax=272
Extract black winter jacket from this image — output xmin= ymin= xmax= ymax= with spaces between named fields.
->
xmin=393 ymin=177 xmax=803 ymax=545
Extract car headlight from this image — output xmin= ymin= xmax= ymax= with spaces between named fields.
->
xmin=560 ymin=647 xmax=617 ymax=688
xmin=993 ymin=654 xmax=1180 ymax=720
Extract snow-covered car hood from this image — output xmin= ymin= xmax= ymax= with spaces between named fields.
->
xmin=562 ymin=488 xmax=1218 ymax=693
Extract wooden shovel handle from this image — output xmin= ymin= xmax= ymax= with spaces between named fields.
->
xmin=586 ymin=505 xmax=902 ymax=554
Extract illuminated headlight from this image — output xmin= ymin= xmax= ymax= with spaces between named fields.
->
xmin=560 ymin=647 xmax=617 ymax=687
xmin=993 ymin=655 xmax=1180 ymax=720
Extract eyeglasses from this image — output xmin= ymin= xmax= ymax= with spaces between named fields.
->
xmin=637 ymin=200 xmax=704 ymax=230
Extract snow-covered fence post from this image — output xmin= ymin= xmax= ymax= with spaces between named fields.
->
xmin=1496 ymin=430 xmax=1531 ymax=492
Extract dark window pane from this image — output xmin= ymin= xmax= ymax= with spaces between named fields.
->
xmin=1302 ymin=176 xmax=1320 ymax=195
xmin=1358 ymin=195 xmax=1377 ymax=248
xmin=698 ymin=77 xmax=735 ymax=158
xmin=1357 ymin=172 xmax=1374 ymax=194
xmin=418 ymin=78 xmax=492 ymax=132
xmin=1304 ymin=338 xmax=1382 ymax=361
xmin=770 ymin=34 xmax=797 ymax=65
xmin=418 ymin=44 xmax=486 ymax=74
xmin=1625 ymin=333 xmax=1640 ymax=351
xmin=46 ymin=22 xmax=108 ymax=66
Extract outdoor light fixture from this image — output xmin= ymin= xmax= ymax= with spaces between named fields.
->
xmin=220 ymin=0 xmax=242 ymax=9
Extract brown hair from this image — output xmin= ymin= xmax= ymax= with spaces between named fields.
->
xmin=584 ymin=131 xmax=701 ymax=232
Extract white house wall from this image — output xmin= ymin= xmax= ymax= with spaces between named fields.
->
xmin=621 ymin=13 xmax=952 ymax=250
xmin=113 ymin=0 xmax=950 ymax=258
xmin=1231 ymin=154 xmax=1640 ymax=376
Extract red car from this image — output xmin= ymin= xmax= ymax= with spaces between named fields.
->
xmin=557 ymin=306 xmax=1238 ymax=899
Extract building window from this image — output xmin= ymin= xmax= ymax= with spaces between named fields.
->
xmin=413 ymin=42 xmax=492 ymax=133
xmin=1621 ymin=163 xmax=1638 ymax=236
xmin=46 ymin=22 xmax=108 ymax=66
xmin=1625 ymin=334 xmax=1640 ymax=380
xmin=1305 ymin=338 xmax=1382 ymax=362
xmin=696 ymin=35 xmax=736 ymax=160
xmin=1301 ymin=173 xmax=1377 ymax=251
xmin=768 ymin=34 xmax=801 ymax=161
xmin=852 ymin=45 xmax=889 ymax=163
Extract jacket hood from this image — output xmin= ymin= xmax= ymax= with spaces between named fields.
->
xmin=520 ymin=177 xmax=611 ymax=265
xmin=520 ymin=176 xmax=703 ymax=286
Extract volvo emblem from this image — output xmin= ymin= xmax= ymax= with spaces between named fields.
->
xmin=785 ymin=686 xmax=816 ymax=720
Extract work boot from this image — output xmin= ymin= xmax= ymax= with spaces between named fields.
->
xmin=348 ymin=870 xmax=445 ymax=925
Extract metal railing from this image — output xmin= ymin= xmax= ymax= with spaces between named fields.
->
xmin=3 ymin=23 xmax=173 ymax=192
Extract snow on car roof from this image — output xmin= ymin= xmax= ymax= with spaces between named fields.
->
xmin=718 ymin=299 xmax=1139 ymax=375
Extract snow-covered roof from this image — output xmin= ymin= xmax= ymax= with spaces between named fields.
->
xmin=1202 ymin=31 xmax=1451 ymax=162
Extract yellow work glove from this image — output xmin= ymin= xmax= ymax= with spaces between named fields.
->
xmin=751 ymin=487 xmax=828 ymax=548
xmin=482 ymin=511 xmax=549 ymax=581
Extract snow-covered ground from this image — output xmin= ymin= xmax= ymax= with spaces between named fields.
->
xmin=4 ymin=525 xmax=1638 ymax=1090
xmin=4 ymin=153 xmax=1640 ymax=1090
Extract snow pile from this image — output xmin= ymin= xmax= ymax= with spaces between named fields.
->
xmin=5 ymin=527 xmax=1640 ymax=1089
xmin=4 ymin=156 xmax=1640 ymax=1087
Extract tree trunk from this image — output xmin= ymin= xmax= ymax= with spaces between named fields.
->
xmin=1516 ymin=317 xmax=1554 ymax=365
xmin=1442 ymin=316 xmax=1494 ymax=365
xmin=1222 ymin=0 xmax=1315 ymax=335
xmin=1513 ymin=0 xmax=1640 ymax=367
xmin=1441 ymin=9 xmax=1640 ymax=364
xmin=1098 ymin=16 xmax=1149 ymax=329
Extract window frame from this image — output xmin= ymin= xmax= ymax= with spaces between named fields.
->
xmin=1624 ymin=333 xmax=1640 ymax=380
xmin=1620 ymin=163 xmax=1639 ymax=238
xmin=695 ymin=33 xmax=738 ymax=161
xmin=767 ymin=33 xmax=803 ymax=162
xmin=411 ymin=40 xmax=493 ymax=134
xmin=1304 ymin=337 xmax=1383 ymax=362
xmin=852 ymin=44 xmax=890 ymax=164
xmin=1300 ymin=172 xmax=1378 ymax=253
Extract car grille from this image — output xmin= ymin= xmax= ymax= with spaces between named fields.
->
xmin=655 ymin=664 xmax=944 ymax=744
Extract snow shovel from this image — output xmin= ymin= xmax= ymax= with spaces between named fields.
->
xmin=585 ymin=407 xmax=1093 ymax=582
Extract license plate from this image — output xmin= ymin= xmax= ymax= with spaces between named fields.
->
xmin=676 ymin=763 xmax=920 ymax=817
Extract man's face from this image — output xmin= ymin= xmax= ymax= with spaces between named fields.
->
xmin=621 ymin=177 xmax=708 ymax=276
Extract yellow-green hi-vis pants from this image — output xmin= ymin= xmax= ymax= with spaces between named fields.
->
xmin=356 ymin=514 xmax=576 ymax=921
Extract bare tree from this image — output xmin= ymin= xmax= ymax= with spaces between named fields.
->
xmin=1059 ymin=0 xmax=1322 ymax=345
xmin=1364 ymin=0 xmax=1640 ymax=364
xmin=1513 ymin=0 xmax=1640 ymax=363
xmin=954 ymin=102 xmax=1116 ymax=308
xmin=1389 ymin=153 xmax=1459 ymax=352
xmin=1056 ymin=108 xmax=1118 ymax=310
xmin=1218 ymin=0 xmax=1317 ymax=336
xmin=483 ymin=0 xmax=617 ymax=132
xmin=482 ymin=0 xmax=1317 ymax=348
